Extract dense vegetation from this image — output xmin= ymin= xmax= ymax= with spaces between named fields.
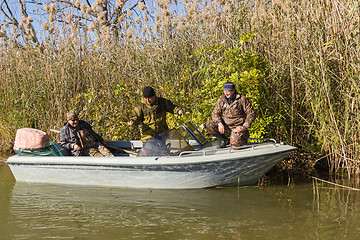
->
xmin=0 ymin=0 xmax=359 ymax=176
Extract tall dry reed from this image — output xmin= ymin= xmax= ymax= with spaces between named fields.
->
xmin=0 ymin=0 xmax=359 ymax=176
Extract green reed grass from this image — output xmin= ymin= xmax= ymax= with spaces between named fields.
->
xmin=0 ymin=0 xmax=359 ymax=176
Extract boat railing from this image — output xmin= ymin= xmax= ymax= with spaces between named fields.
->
xmin=205 ymin=137 xmax=277 ymax=143
xmin=248 ymin=138 xmax=277 ymax=143
xmin=179 ymin=139 xmax=279 ymax=157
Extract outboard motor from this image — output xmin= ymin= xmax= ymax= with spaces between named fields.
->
xmin=13 ymin=128 xmax=50 ymax=153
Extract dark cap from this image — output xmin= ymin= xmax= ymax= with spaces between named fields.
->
xmin=223 ymin=81 xmax=236 ymax=91
xmin=142 ymin=86 xmax=156 ymax=98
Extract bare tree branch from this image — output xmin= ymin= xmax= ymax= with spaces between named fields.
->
xmin=85 ymin=0 xmax=91 ymax=7
xmin=1 ymin=0 xmax=18 ymax=24
xmin=1 ymin=0 xmax=155 ymax=47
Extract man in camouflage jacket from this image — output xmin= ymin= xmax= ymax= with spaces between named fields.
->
xmin=205 ymin=81 xmax=256 ymax=148
xmin=129 ymin=86 xmax=184 ymax=142
xmin=60 ymin=111 xmax=113 ymax=156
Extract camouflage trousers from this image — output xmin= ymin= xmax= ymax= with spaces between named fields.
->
xmin=82 ymin=142 xmax=114 ymax=157
xmin=205 ymin=120 xmax=249 ymax=147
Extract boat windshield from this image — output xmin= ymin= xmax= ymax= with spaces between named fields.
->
xmin=176 ymin=122 xmax=207 ymax=146
xmin=137 ymin=128 xmax=195 ymax=157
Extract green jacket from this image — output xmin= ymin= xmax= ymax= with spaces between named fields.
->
xmin=130 ymin=97 xmax=181 ymax=142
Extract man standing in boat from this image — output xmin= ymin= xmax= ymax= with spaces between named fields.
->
xmin=129 ymin=86 xmax=184 ymax=142
xmin=205 ymin=81 xmax=256 ymax=148
xmin=59 ymin=111 xmax=113 ymax=156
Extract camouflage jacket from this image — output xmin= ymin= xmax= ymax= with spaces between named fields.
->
xmin=130 ymin=97 xmax=181 ymax=142
xmin=59 ymin=120 xmax=104 ymax=156
xmin=212 ymin=92 xmax=256 ymax=129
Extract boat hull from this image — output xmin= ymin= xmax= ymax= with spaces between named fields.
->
xmin=6 ymin=144 xmax=295 ymax=189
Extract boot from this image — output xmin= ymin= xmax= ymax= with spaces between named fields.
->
xmin=214 ymin=134 xmax=230 ymax=148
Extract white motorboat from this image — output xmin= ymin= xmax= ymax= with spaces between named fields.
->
xmin=6 ymin=122 xmax=296 ymax=189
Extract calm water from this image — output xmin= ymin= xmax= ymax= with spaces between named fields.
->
xmin=1 ymin=160 xmax=360 ymax=240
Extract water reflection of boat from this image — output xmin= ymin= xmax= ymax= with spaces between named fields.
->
xmin=6 ymin=122 xmax=296 ymax=189
xmin=7 ymin=181 xmax=360 ymax=239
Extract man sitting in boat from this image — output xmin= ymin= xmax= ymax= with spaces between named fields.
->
xmin=205 ymin=81 xmax=256 ymax=148
xmin=128 ymin=86 xmax=184 ymax=142
xmin=59 ymin=111 xmax=113 ymax=156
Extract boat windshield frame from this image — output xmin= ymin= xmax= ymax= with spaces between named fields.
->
xmin=176 ymin=122 xmax=208 ymax=147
